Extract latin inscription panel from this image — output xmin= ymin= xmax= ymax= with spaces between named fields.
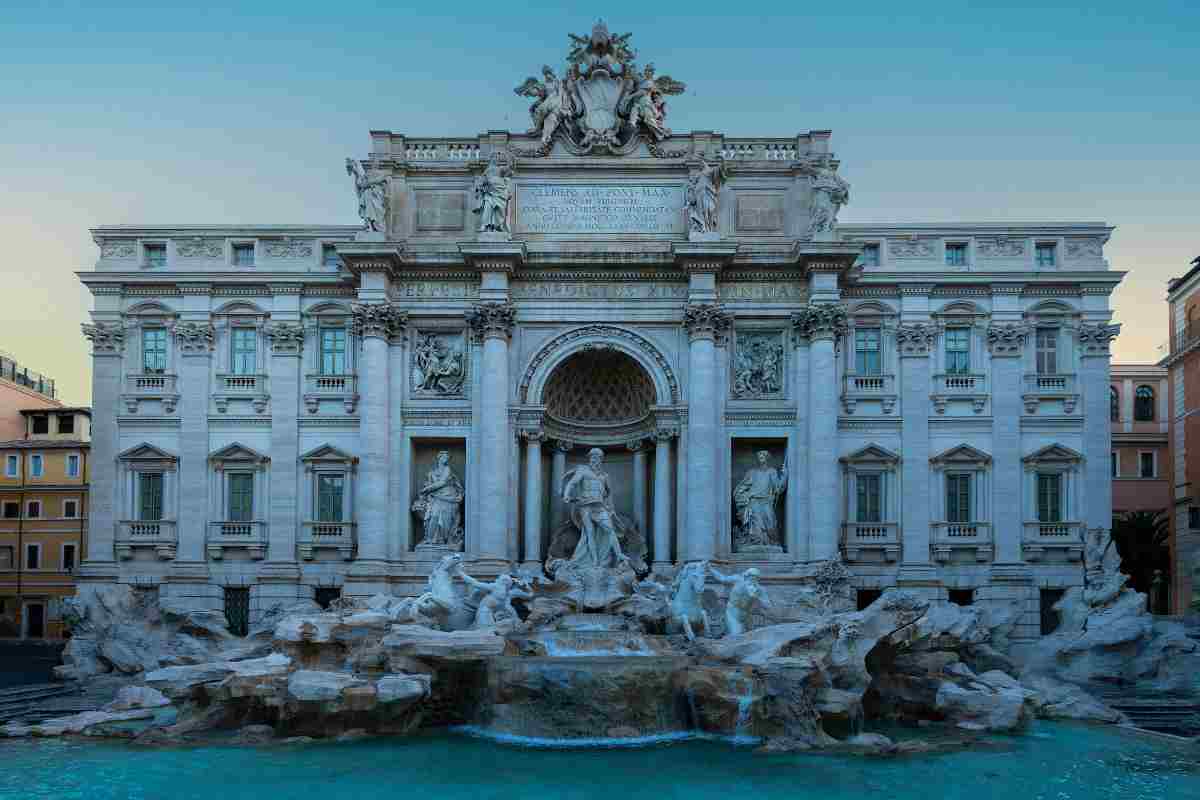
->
xmin=516 ymin=184 xmax=684 ymax=234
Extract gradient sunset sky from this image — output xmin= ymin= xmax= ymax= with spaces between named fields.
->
xmin=3 ymin=1 xmax=1197 ymax=405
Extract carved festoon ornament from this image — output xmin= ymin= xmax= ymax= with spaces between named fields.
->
xmin=792 ymin=304 xmax=848 ymax=342
xmin=346 ymin=158 xmax=389 ymax=233
xmin=686 ymin=157 xmax=727 ymax=234
xmin=81 ymin=322 xmax=126 ymax=353
xmin=512 ymin=21 xmax=686 ymax=157
xmin=411 ymin=332 xmax=467 ymax=395
xmin=264 ymin=321 xmax=305 ymax=354
xmin=976 ymin=237 xmax=1025 ymax=258
xmin=1076 ymin=321 xmax=1121 ymax=357
xmin=472 ymin=152 xmax=513 ymax=234
xmin=894 ymin=323 xmax=937 ymax=356
xmin=174 ymin=239 xmax=223 ymax=259
xmin=683 ymin=303 xmax=731 ymax=341
xmin=732 ymin=332 xmax=784 ymax=397
xmin=466 ymin=301 xmax=516 ymax=341
xmin=806 ymin=161 xmax=850 ymax=238
xmin=986 ymin=323 xmax=1031 ymax=356
xmin=173 ymin=322 xmax=215 ymax=354
xmin=263 ymin=239 xmax=314 ymax=258
xmin=98 ymin=240 xmax=136 ymax=259
xmin=1065 ymin=238 xmax=1104 ymax=261
xmin=352 ymin=302 xmax=407 ymax=340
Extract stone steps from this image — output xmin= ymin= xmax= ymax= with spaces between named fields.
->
xmin=1104 ymin=699 xmax=1200 ymax=735
xmin=0 ymin=683 xmax=82 ymax=724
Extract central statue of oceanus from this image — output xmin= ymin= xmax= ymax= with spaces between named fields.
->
xmin=554 ymin=448 xmax=647 ymax=572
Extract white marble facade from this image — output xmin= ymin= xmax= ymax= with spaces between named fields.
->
xmin=76 ymin=31 xmax=1124 ymax=643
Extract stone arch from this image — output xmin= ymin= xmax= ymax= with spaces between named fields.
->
xmin=519 ymin=325 xmax=680 ymax=406
xmin=212 ymin=300 xmax=268 ymax=317
xmin=124 ymin=300 xmax=177 ymax=317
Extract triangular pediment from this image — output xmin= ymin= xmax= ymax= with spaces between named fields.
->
xmin=209 ymin=441 xmax=269 ymax=464
xmin=931 ymin=443 xmax=992 ymax=466
xmin=841 ymin=443 xmax=900 ymax=465
xmin=299 ymin=444 xmax=356 ymax=464
xmin=118 ymin=442 xmax=178 ymax=462
xmin=1022 ymin=443 xmax=1083 ymax=464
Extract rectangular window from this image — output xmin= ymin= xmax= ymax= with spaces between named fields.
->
xmin=1111 ymin=451 xmax=1119 ymax=478
xmin=3 ymin=503 xmax=18 ymax=519
xmin=945 ymin=243 xmax=967 ymax=266
xmin=27 ymin=501 xmax=40 ymax=519
xmin=0 ymin=546 xmax=12 ymax=569
xmin=144 ymin=243 xmax=167 ymax=268
xmin=944 ymin=328 xmax=970 ymax=374
xmin=856 ymin=473 xmax=883 ymax=523
xmin=946 ymin=473 xmax=972 ymax=523
xmin=25 ymin=544 xmax=39 ymax=570
xmin=322 ymin=244 xmax=341 ymax=269
xmin=63 ymin=499 xmax=78 ymax=519
xmin=5 ymin=455 xmax=16 ymax=477
xmin=142 ymin=328 xmax=168 ymax=374
xmin=228 ymin=473 xmax=254 ymax=522
xmin=320 ymin=329 xmax=347 ymax=375
xmin=854 ymin=329 xmax=882 ymax=375
xmin=1037 ymin=473 xmax=1062 ymax=522
xmin=58 ymin=414 xmax=74 ymax=434
xmin=1190 ymin=506 xmax=1200 ymax=530
xmin=67 ymin=455 xmax=80 ymax=478
xmin=232 ymin=243 xmax=255 ymax=267
xmin=31 ymin=415 xmax=48 ymax=435
xmin=1139 ymin=452 xmax=1155 ymax=478
xmin=230 ymin=328 xmax=258 ymax=375
xmin=1035 ymin=243 xmax=1057 ymax=268
xmin=224 ymin=587 xmax=250 ymax=637
xmin=1035 ymin=328 xmax=1058 ymax=375
xmin=62 ymin=544 xmax=76 ymax=573
xmin=138 ymin=472 xmax=163 ymax=521
xmin=316 ymin=474 xmax=345 ymax=522
xmin=30 ymin=455 xmax=42 ymax=478
xmin=861 ymin=243 xmax=880 ymax=267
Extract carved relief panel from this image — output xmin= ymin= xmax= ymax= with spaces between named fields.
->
xmin=731 ymin=329 xmax=786 ymax=399
xmin=410 ymin=330 xmax=468 ymax=398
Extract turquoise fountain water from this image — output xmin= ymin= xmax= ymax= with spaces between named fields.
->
xmin=3 ymin=723 xmax=1197 ymax=800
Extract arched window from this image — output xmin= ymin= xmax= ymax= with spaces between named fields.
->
xmin=1134 ymin=385 xmax=1155 ymax=421
xmin=1110 ymin=386 xmax=1120 ymax=422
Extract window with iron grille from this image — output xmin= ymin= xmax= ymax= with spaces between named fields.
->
xmin=1037 ymin=473 xmax=1062 ymax=522
xmin=854 ymin=328 xmax=881 ymax=375
xmin=1134 ymin=385 xmax=1155 ymax=421
xmin=944 ymin=328 xmax=970 ymax=374
xmin=1035 ymin=328 xmax=1058 ymax=375
xmin=228 ymin=473 xmax=254 ymax=521
xmin=143 ymin=328 xmax=167 ymax=373
xmin=946 ymin=473 xmax=971 ymax=523
xmin=224 ymin=587 xmax=250 ymax=637
xmin=856 ymin=473 xmax=883 ymax=523
xmin=317 ymin=474 xmax=344 ymax=522
xmin=139 ymin=472 xmax=163 ymax=520
xmin=320 ymin=329 xmax=347 ymax=375
xmin=230 ymin=328 xmax=257 ymax=375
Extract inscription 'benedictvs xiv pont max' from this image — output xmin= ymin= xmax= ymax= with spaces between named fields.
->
xmin=77 ymin=19 xmax=1122 ymax=655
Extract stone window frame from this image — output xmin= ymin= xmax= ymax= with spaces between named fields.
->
xmin=208 ymin=442 xmax=270 ymax=525
xmin=1138 ymin=450 xmax=1157 ymax=479
xmin=840 ymin=443 xmax=901 ymax=526
xmin=929 ymin=444 xmax=992 ymax=525
xmin=211 ymin=301 xmax=269 ymax=376
xmin=843 ymin=302 xmax=898 ymax=376
xmin=121 ymin=301 xmax=179 ymax=379
xmin=116 ymin=443 xmax=179 ymax=524
xmin=229 ymin=240 xmax=257 ymax=268
xmin=1134 ymin=384 xmax=1156 ymax=421
xmin=300 ymin=444 xmax=357 ymax=526
xmin=1021 ymin=443 xmax=1083 ymax=524
xmin=142 ymin=240 xmax=168 ymax=270
xmin=303 ymin=302 xmax=356 ymax=376
xmin=1021 ymin=300 xmax=1080 ymax=377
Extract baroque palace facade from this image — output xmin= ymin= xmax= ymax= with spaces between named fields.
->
xmin=77 ymin=24 xmax=1122 ymax=644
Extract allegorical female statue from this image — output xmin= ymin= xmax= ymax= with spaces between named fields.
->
xmin=472 ymin=152 xmax=513 ymax=233
xmin=733 ymin=451 xmax=787 ymax=550
xmin=412 ymin=451 xmax=465 ymax=549
xmin=808 ymin=162 xmax=850 ymax=237
xmin=345 ymin=158 xmax=388 ymax=232
xmin=687 ymin=157 xmax=726 ymax=234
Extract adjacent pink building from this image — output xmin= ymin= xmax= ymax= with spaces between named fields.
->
xmin=0 ymin=352 xmax=60 ymax=441
xmin=1110 ymin=363 xmax=1170 ymax=517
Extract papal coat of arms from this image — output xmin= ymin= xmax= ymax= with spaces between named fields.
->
xmin=513 ymin=21 xmax=687 ymax=156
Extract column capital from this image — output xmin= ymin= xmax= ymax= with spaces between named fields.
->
xmin=653 ymin=427 xmax=679 ymax=443
xmin=986 ymin=322 xmax=1031 ymax=357
xmin=1077 ymin=321 xmax=1121 ymax=358
xmin=895 ymin=322 xmax=936 ymax=357
xmin=467 ymin=301 xmax=516 ymax=342
xmin=683 ymin=302 xmax=731 ymax=342
xmin=265 ymin=321 xmax=305 ymax=356
xmin=552 ymin=438 xmax=574 ymax=454
xmin=174 ymin=321 xmax=215 ymax=355
xmin=352 ymin=301 xmax=407 ymax=340
xmin=626 ymin=437 xmax=648 ymax=453
xmin=792 ymin=303 xmax=847 ymax=343
xmin=81 ymin=322 xmax=125 ymax=354
xmin=519 ymin=428 xmax=546 ymax=443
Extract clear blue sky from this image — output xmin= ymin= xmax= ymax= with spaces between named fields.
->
xmin=2 ymin=1 xmax=1197 ymax=404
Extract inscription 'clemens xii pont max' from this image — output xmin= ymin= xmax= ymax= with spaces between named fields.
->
xmin=517 ymin=185 xmax=683 ymax=234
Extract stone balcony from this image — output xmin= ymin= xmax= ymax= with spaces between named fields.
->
xmin=1022 ymin=373 xmax=1078 ymax=413
xmin=1022 ymin=521 xmax=1084 ymax=562
xmin=841 ymin=521 xmax=900 ymax=562
xmin=213 ymin=373 xmax=269 ymax=413
xmin=122 ymin=373 xmax=179 ymax=413
xmin=303 ymin=373 xmax=359 ymax=414
xmin=207 ymin=521 xmax=268 ymax=560
xmin=930 ymin=522 xmax=993 ymax=563
xmin=298 ymin=521 xmax=357 ymax=561
xmin=115 ymin=520 xmax=177 ymax=560
xmin=931 ymin=373 xmax=988 ymax=414
xmin=840 ymin=373 xmax=897 ymax=414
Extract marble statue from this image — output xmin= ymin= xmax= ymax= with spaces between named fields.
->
xmin=623 ymin=63 xmax=686 ymax=142
xmin=456 ymin=566 xmax=532 ymax=628
xmin=472 ymin=153 xmax=513 ymax=233
xmin=709 ymin=566 xmax=772 ymax=637
xmin=687 ymin=157 xmax=726 ymax=234
xmin=408 ymin=553 xmax=467 ymax=630
xmin=733 ymin=334 xmax=784 ymax=397
xmin=345 ymin=158 xmax=388 ymax=233
xmin=515 ymin=66 xmax=573 ymax=148
xmin=733 ymin=451 xmax=787 ymax=551
xmin=670 ymin=561 xmax=711 ymax=641
xmin=412 ymin=452 xmax=465 ymax=550
xmin=412 ymin=333 xmax=465 ymax=395
xmin=561 ymin=448 xmax=629 ymax=570
xmin=807 ymin=161 xmax=850 ymax=237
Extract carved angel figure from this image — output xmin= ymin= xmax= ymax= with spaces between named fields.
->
xmin=687 ymin=157 xmax=727 ymax=234
xmin=472 ymin=152 xmax=513 ymax=233
xmin=345 ymin=158 xmax=388 ymax=232
xmin=514 ymin=65 xmax=573 ymax=147
xmin=808 ymin=162 xmax=850 ymax=237
xmin=623 ymin=64 xmax=685 ymax=141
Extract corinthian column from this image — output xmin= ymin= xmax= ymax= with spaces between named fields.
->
xmin=352 ymin=302 xmax=406 ymax=566
xmin=80 ymin=322 xmax=125 ymax=573
xmin=987 ymin=323 xmax=1031 ymax=565
xmin=628 ymin=438 xmax=649 ymax=546
xmin=896 ymin=323 xmax=936 ymax=581
xmin=682 ymin=303 xmax=730 ymax=562
xmin=652 ymin=428 xmax=676 ymax=567
xmin=1077 ymin=323 xmax=1121 ymax=530
xmin=467 ymin=301 xmax=516 ymax=565
xmin=521 ymin=429 xmax=545 ymax=564
xmin=173 ymin=320 xmax=215 ymax=568
xmin=801 ymin=304 xmax=846 ymax=561
xmin=264 ymin=321 xmax=304 ymax=567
